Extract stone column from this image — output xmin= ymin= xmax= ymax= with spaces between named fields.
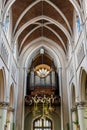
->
xmin=0 ymin=102 xmax=9 ymax=130
xmin=71 ymin=107 xmax=78 ymax=130
xmin=22 ymin=67 xmax=28 ymax=130
xmin=58 ymin=67 xmax=63 ymax=130
xmin=6 ymin=107 xmax=14 ymax=130
xmin=77 ymin=102 xmax=87 ymax=130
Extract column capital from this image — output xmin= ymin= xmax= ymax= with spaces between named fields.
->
xmin=71 ymin=107 xmax=77 ymax=112
xmin=7 ymin=107 xmax=14 ymax=112
xmin=75 ymin=101 xmax=87 ymax=108
xmin=0 ymin=101 xmax=9 ymax=108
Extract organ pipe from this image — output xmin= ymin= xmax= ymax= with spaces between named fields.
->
xmin=51 ymin=70 xmax=56 ymax=88
xmin=30 ymin=70 xmax=34 ymax=89
xmin=29 ymin=69 xmax=57 ymax=89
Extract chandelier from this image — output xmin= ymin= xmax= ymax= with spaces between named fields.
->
xmin=25 ymin=94 xmax=59 ymax=116
xmin=25 ymin=94 xmax=56 ymax=105
xmin=36 ymin=68 xmax=49 ymax=78
xmin=35 ymin=64 xmax=51 ymax=78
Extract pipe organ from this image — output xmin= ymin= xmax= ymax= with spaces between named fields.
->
xmin=26 ymin=51 xmax=60 ymax=114
xmin=28 ymin=68 xmax=57 ymax=90
xmin=27 ymin=51 xmax=59 ymax=95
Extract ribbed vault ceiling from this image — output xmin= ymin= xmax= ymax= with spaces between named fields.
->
xmin=7 ymin=0 xmax=81 ymax=53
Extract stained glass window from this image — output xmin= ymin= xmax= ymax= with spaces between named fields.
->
xmin=4 ymin=12 xmax=9 ymax=33
xmin=33 ymin=117 xmax=52 ymax=130
xmin=76 ymin=15 xmax=81 ymax=33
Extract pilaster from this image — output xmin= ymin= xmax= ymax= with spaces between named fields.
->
xmin=6 ymin=107 xmax=14 ymax=130
xmin=0 ymin=102 xmax=9 ymax=130
xmin=76 ymin=101 xmax=87 ymax=130
xmin=71 ymin=107 xmax=79 ymax=130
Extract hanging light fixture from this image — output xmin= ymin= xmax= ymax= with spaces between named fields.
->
xmin=40 ymin=47 xmax=44 ymax=55
xmin=25 ymin=94 xmax=57 ymax=116
xmin=35 ymin=63 xmax=51 ymax=78
xmin=34 ymin=46 xmax=51 ymax=78
xmin=35 ymin=1 xmax=51 ymax=79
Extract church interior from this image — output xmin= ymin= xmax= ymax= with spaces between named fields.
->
xmin=0 ymin=0 xmax=87 ymax=130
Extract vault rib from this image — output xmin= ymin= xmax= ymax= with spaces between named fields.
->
xmin=14 ymin=16 xmax=72 ymax=45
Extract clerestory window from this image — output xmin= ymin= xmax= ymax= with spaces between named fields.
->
xmin=4 ymin=12 xmax=9 ymax=33
xmin=76 ymin=15 xmax=81 ymax=33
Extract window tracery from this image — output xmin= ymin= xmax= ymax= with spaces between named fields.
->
xmin=33 ymin=117 xmax=52 ymax=130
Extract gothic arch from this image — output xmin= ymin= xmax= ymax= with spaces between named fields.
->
xmin=2 ymin=0 xmax=16 ymax=20
xmin=71 ymin=83 xmax=76 ymax=108
xmin=70 ymin=83 xmax=79 ymax=130
xmin=3 ymin=0 xmax=82 ymax=25
xmin=0 ymin=68 xmax=6 ymax=102
xmin=79 ymin=68 xmax=87 ymax=101
xmin=21 ymin=38 xmax=64 ymax=71
xmin=9 ymin=83 xmax=14 ymax=107
xmin=20 ymin=37 xmax=64 ymax=102
xmin=13 ymin=0 xmax=72 ymax=34
xmin=19 ymin=25 xmax=67 ymax=53
xmin=17 ymin=35 xmax=67 ymax=130
xmin=14 ymin=16 xmax=72 ymax=44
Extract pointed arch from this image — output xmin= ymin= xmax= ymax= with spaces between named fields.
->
xmin=2 ymin=0 xmax=16 ymax=21
xmin=13 ymin=0 xmax=72 ymax=34
xmin=14 ymin=16 xmax=72 ymax=44
xmin=2 ymin=0 xmax=82 ymax=27
xmin=69 ymin=0 xmax=83 ymax=21
xmin=0 ymin=68 xmax=6 ymax=102
xmin=19 ymin=24 xmax=67 ymax=53
xmin=71 ymin=83 xmax=76 ymax=107
xmin=20 ymin=37 xmax=64 ymax=70
xmin=79 ymin=68 xmax=87 ymax=101
xmin=9 ymin=83 xmax=14 ymax=107
xmin=19 ymin=25 xmax=41 ymax=52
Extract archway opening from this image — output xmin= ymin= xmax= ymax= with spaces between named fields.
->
xmin=0 ymin=69 xmax=4 ymax=102
xmin=80 ymin=69 xmax=87 ymax=101
xmin=24 ymin=48 xmax=61 ymax=130
xmin=76 ymin=69 xmax=87 ymax=130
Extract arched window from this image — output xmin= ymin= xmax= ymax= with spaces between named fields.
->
xmin=33 ymin=117 xmax=52 ymax=130
xmin=3 ymin=11 xmax=11 ymax=44
xmin=4 ymin=12 xmax=9 ymax=33
xmin=76 ymin=15 xmax=81 ymax=33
